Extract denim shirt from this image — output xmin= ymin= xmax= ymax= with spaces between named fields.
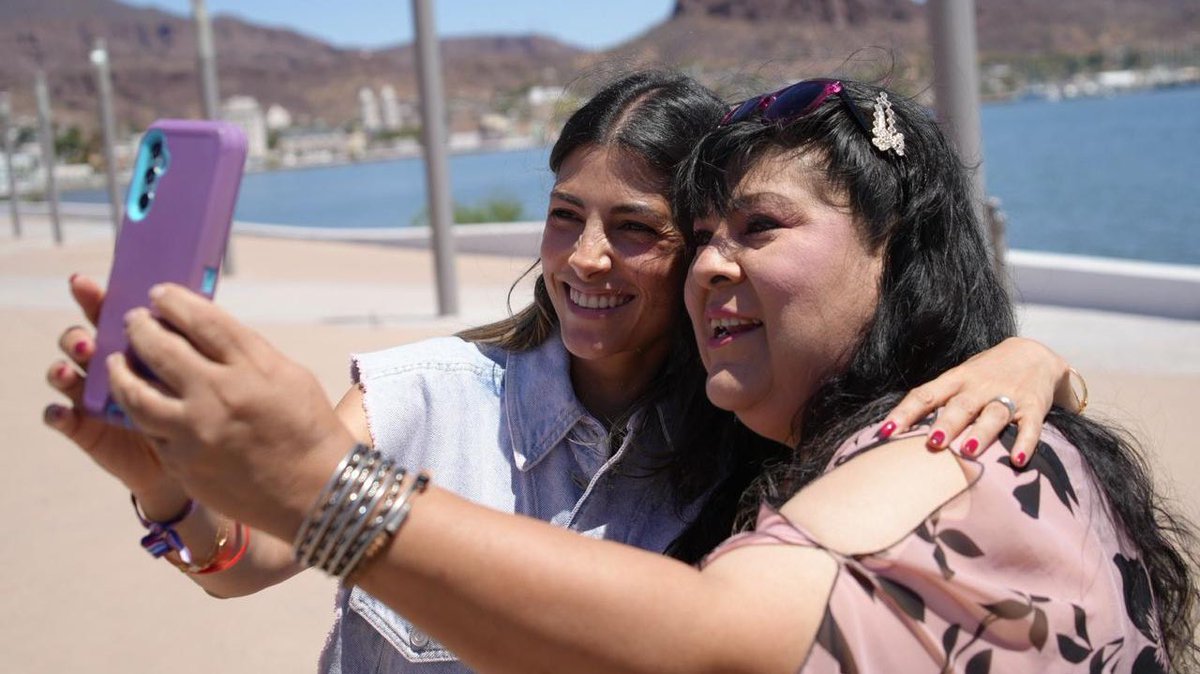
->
xmin=319 ymin=334 xmax=710 ymax=673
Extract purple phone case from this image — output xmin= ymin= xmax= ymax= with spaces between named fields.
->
xmin=82 ymin=120 xmax=247 ymax=424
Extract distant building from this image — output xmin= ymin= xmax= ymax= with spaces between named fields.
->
xmin=276 ymin=128 xmax=350 ymax=166
xmin=528 ymin=85 xmax=565 ymax=107
xmin=265 ymin=104 xmax=293 ymax=131
xmin=479 ymin=113 xmax=511 ymax=140
xmin=380 ymin=85 xmax=401 ymax=131
xmin=359 ymin=87 xmax=382 ymax=132
xmin=1097 ymin=70 xmax=1140 ymax=89
xmin=0 ymin=151 xmax=36 ymax=196
xmin=221 ymin=95 xmax=268 ymax=159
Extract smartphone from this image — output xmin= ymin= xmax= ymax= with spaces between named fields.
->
xmin=83 ymin=119 xmax=248 ymax=425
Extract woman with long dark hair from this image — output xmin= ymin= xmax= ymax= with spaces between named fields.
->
xmin=46 ymin=73 xmax=1098 ymax=672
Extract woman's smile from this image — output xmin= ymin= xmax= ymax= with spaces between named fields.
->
xmin=565 ymin=284 xmax=635 ymax=312
xmin=705 ymin=310 xmax=763 ymax=346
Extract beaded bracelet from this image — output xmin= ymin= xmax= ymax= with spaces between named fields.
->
xmin=293 ymin=444 xmax=431 ymax=583
xmin=294 ymin=445 xmax=368 ymax=566
xmin=325 ymin=458 xmax=399 ymax=577
xmin=131 ymin=494 xmax=196 ymax=564
xmin=310 ymin=454 xmax=383 ymax=570
xmin=339 ymin=472 xmax=430 ymax=582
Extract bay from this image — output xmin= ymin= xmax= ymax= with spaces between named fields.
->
xmin=981 ymin=86 xmax=1199 ymax=265
xmin=63 ymin=86 xmax=1200 ymax=265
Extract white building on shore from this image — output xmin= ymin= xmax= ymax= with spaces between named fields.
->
xmin=265 ymin=104 xmax=293 ymax=131
xmin=359 ymin=87 xmax=382 ymax=132
xmin=222 ymin=95 xmax=269 ymax=159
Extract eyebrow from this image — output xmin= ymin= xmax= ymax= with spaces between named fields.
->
xmin=729 ymin=192 xmax=799 ymax=213
xmin=549 ymin=190 xmax=585 ymax=208
xmin=549 ymin=190 xmax=667 ymax=219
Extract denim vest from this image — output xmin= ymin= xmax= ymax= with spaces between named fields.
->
xmin=319 ymin=335 xmax=708 ymax=673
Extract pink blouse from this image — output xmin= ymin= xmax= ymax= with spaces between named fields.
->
xmin=704 ymin=422 xmax=1165 ymax=673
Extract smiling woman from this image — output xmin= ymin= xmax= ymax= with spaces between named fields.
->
xmin=68 ymin=76 xmax=1193 ymax=673
xmin=542 ymin=145 xmax=684 ymax=419
xmin=687 ymin=151 xmax=884 ymax=446
xmin=43 ymin=70 xmax=1096 ymax=673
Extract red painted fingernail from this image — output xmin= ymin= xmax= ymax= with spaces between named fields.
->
xmin=1015 ymin=452 xmax=1027 ymax=466
xmin=44 ymin=405 xmax=65 ymax=423
xmin=963 ymin=438 xmax=980 ymax=456
xmin=928 ymin=430 xmax=946 ymax=448
xmin=879 ymin=420 xmax=897 ymax=439
xmin=55 ymin=363 xmax=70 ymax=380
xmin=69 ymin=273 xmax=78 ymax=285
xmin=73 ymin=341 xmax=89 ymax=356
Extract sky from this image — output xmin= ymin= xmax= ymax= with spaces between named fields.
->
xmin=120 ymin=1 xmax=677 ymax=51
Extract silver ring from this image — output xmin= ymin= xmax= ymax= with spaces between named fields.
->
xmin=989 ymin=395 xmax=1017 ymax=424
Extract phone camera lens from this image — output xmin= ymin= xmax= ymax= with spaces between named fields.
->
xmin=149 ymin=141 xmax=163 ymax=158
xmin=144 ymin=167 xmax=157 ymax=185
xmin=138 ymin=193 xmax=151 ymax=210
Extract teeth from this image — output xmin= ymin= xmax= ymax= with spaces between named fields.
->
xmin=569 ymin=287 xmax=632 ymax=310
xmin=709 ymin=316 xmax=761 ymax=338
xmin=709 ymin=317 xmax=761 ymax=329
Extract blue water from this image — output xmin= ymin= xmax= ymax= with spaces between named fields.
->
xmin=228 ymin=149 xmax=557 ymax=229
xmin=981 ymin=86 xmax=1199 ymax=265
xmin=64 ymin=86 xmax=1200 ymax=265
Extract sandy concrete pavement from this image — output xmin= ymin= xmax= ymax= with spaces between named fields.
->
xmin=2 ymin=215 xmax=1196 ymax=672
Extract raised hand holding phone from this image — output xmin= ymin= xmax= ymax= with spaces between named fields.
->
xmin=45 ymin=120 xmax=245 ymax=518
xmin=82 ymin=120 xmax=247 ymax=426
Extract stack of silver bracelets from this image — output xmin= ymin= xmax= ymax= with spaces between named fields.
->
xmin=293 ymin=444 xmax=430 ymax=582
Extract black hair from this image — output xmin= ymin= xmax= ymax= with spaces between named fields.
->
xmin=674 ymin=79 xmax=1198 ymax=668
xmin=461 ymin=71 xmax=783 ymax=559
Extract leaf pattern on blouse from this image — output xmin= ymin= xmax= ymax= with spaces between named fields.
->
xmin=996 ymin=425 xmax=1080 ymax=519
xmin=703 ymin=420 xmax=1165 ymax=673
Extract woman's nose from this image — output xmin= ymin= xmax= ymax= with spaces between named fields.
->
xmin=568 ymin=222 xmax=613 ymax=280
xmin=689 ymin=236 xmax=741 ymax=289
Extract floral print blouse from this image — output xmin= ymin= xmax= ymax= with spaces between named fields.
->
xmin=704 ymin=421 xmax=1165 ymax=673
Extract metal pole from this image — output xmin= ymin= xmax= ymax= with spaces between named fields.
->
xmin=927 ymin=0 xmax=999 ymax=264
xmin=0 ymin=92 xmax=21 ymax=238
xmin=34 ymin=71 xmax=63 ymax=245
xmin=192 ymin=0 xmax=221 ymax=121
xmin=191 ymin=0 xmax=234 ymax=273
xmin=411 ymin=0 xmax=459 ymax=316
xmin=90 ymin=39 xmax=123 ymax=235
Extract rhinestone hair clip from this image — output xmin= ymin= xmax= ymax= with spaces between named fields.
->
xmin=870 ymin=92 xmax=905 ymax=156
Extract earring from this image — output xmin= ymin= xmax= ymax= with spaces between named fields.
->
xmin=871 ymin=92 xmax=905 ymax=156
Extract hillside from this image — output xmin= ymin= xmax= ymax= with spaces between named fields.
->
xmin=0 ymin=0 xmax=584 ymax=131
xmin=0 ymin=0 xmax=1195 ymax=133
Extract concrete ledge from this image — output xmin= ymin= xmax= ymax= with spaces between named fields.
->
xmin=236 ymin=219 xmax=546 ymax=258
xmin=24 ymin=207 xmax=1196 ymax=321
xmin=240 ymin=221 xmax=1199 ymax=321
xmin=1007 ymin=250 xmax=1200 ymax=320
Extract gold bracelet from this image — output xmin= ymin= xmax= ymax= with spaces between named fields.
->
xmin=166 ymin=519 xmax=230 ymax=574
xmin=1068 ymin=367 xmax=1089 ymax=414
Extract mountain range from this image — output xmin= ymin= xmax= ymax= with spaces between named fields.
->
xmin=1 ymin=0 xmax=1196 ymax=134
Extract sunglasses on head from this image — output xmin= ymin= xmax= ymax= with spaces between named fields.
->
xmin=718 ymin=78 xmax=904 ymax=156
xmin=722 ymin=78 xmax=873 ymax=128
